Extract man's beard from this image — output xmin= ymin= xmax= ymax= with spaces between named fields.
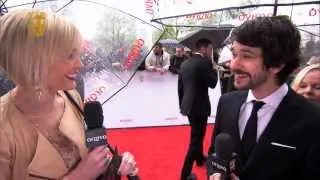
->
xmin=154 ymin=51 xmax=163 ymax=56
xmin=233 ymin=69 xmax=268 ymax=90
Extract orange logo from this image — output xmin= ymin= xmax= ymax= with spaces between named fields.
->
xmin=28 ymin=11 xmax=47 ymax=37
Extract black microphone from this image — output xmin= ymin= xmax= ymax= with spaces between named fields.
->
xmin=207 ymin=133 xmax=238 ymax=180
xmin=84 ymin=101 xmax=140 ymax=180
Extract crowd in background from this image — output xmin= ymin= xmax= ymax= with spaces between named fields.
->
xmin=1 ymin=38 xmax=320 ymax=105
xmin=136 ymin=38 xmax=320 ymax=105
xmin=1 ymin=39 xmax=320 ymax=106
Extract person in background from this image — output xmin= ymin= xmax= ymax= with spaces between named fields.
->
xmin=184 ymin=47 xmax=193 ymax=58
xmin=287 ymin=56 xmax=320 ymax=85
xmin=217 ymin=44 xmax=236 ymax=94
xmin=291 ymin=63 xmax=320 ymax=104
xmin=208 ymin=16 xmax=320 ymax=180
xmin=145 ymin=42 xmax=170 ymax=73
xmin=212 ymin=49 xmax=220 ymax=65
xmin=169 ymin=47 xmax=188 ymax=74
xmin=218 ymin=44 xmax=232 ymax=68
xmin=0 ymin=9 xmax=138 ymax=180
xmin=179 ymin=38 xmax=218 ymax=180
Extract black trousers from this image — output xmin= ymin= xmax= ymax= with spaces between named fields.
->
xmin=180 ymin=115 xmax=208 ymax=180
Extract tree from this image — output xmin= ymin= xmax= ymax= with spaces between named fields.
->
xmin=90 ymin=11 xmax=139 ymax=70
xmin=152 ymin=26 xmax=178 ymax=42
xmin=94 ymin=11 xmax=137 ymax=56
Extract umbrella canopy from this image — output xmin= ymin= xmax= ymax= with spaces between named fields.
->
xmin=1 ymin=0 xmax=163 ymax=105
xmin=152 ymin=1 xmax=320 ymax=48
xmin=159 ymin=38 xmax=184 ymax=48
xmin=179 ymin=28 xmax=231 ymax=50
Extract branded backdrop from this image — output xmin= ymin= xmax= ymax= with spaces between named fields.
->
xmin=85 ymin=71 xmax=221 ymax=129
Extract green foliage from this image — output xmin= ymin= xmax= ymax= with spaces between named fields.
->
xmin=94 ymin=11 xmax=136 ymax=54
xmin=152 ymin=26 xmax=179 ymax=41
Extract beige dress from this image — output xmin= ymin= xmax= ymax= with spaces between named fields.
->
xmin=0 ymin=90 xmax=88 ymax=180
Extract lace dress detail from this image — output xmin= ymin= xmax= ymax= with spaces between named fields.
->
xmin=11 ymin=91 xmax=82 ymax=170
xmin=40 ymin=127 xmax=81 ymax=169
xmin=28 ymin=99 xmax=81 ymax=169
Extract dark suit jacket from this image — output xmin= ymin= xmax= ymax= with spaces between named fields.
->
xmin=178 ymin=54 xmax=218 ymax=116
xmin=208 ymin=88 xmax=320 ymax=180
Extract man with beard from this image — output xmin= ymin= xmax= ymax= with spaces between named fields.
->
xmin=169 ymin=47 xmax=188 ymax=74
xmin=179 ymin=38 xmax=218 ymax=180
xmin=208 ymin=16 xmax=320 ymax=180
xmin=145 ymin=42 xmax=170 ymax=73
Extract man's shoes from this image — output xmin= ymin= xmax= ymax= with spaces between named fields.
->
xmin=186 ymin=172 xmax=197 ymax=180
xmin=196 ymin=156 xmax=207 ymax=167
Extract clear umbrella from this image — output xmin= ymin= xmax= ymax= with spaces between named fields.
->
xmin=1 ymin=0 xmax=164 ymax=105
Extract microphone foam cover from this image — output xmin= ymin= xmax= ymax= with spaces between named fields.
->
xmin=215 ymin=133 xmax=234 ymax=161
xmin=84 ymin=101 xmax=104 ymax=129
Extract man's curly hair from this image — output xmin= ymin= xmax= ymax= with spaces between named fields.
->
xmin=231 ymin=15 xmax=301 ymax=84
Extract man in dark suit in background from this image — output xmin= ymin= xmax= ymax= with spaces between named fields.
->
xmin=208 ymin=16 xmax=320 ymax=180
xmin=179 ymin=38 xmax=218 ymax=180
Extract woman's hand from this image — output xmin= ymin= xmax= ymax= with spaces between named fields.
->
xmin=67 ymin=146 xmax=112 ymax=180
xmin=118 ymin=152 xmax=138 ymax=176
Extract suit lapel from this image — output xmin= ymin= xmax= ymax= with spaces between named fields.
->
xmin=229 ymin=91 xmax=248 ymax=157
xmin=242 ymin=89 xmax=300 ymax=170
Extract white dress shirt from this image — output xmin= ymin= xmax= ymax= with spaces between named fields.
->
xmin=238 ymin=84 xmax=289 ymax=141
xmin=218 ymin=45 xmax=232 ymax=64
xmin=145 ymin=51 xmax=170 ymax=70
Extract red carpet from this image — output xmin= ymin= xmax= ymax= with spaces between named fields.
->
xmin=107 ymin=124 xmax=214 ymax=179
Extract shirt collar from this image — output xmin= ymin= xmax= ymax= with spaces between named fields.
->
xmin=246 ymin=83 xmax=289 ymax=108
xmin=193 ymin=52 xmax=203 ymax=57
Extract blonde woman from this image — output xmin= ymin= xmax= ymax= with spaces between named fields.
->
xmin=0 ymin=9 xmax=137 ymax=180
xmin=291 ymin=63 xmax=320 ymax=103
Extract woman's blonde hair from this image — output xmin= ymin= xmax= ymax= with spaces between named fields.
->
xmin=0 ymin=9 xmax=82 ymax=90
xmin=291 ymin=63 xmax=320 ymax=91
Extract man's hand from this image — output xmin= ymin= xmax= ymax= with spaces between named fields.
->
xmin=155 ymin=68 xmax=167 ymax=75
xmin=147 ymin=66 xmax=156 ymax=71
